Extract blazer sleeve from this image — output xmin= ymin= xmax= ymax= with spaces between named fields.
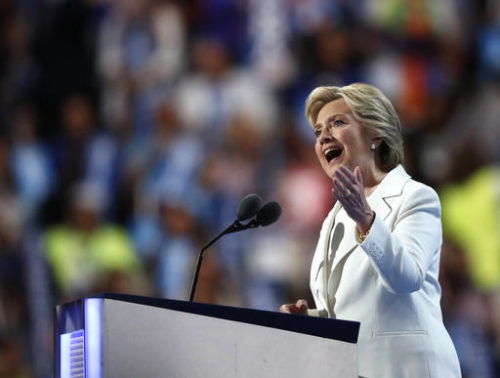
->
xmin=360 ymin=183 xmax=442 ymax=294
xmin=307 ymin=308 xmax=328 ymax=317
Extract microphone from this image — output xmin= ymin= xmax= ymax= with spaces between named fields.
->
xmin=233 ymin=200 xmax=282 ymax=230
xmin=227 ymin=199 xmax=281 ymax=233
xmin=188 ymin=194 xmax=281 ymax=302
xmin=237 ymin=193 xmax=263 ymax=221
xmin=255 ymin=201 xmax=281 ymax=226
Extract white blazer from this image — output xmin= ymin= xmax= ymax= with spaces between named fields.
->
xmin=309 ymin=165 xmax=461 ymax=378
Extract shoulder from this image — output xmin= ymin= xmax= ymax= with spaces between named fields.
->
xmin=379 ymin=166 xmax=441 ymax=217
xmin=397 ymin=173 xmax=441 ymax=219
xmin=95 ymin=224 xmax=132 ymax=240
xmin=403 ymin=178 xmax=439 ymax=203
xmin=384 ymin=165 xmax=439 ymax=201
xmin=44 ymin=225 xmax=74 ymax=244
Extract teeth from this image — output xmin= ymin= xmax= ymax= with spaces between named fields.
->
xmin=324 ymin=148 xmax=339 ymax=156
xmin=324 ymin=147 xmax=342 ymax=162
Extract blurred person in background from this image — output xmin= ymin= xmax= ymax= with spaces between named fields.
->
xmin=0 ymin=9 xmax=39 ymax=127
xmin=0 ymin=335 xmax=31 ymax=377
xmin=43 ymin=181 xmax=147 ymax=303
xmin=176 ymin=34 xmax=276 ymax=146
xmin=44 ymin=93 xmax=119 ymax=224
xmin=4 ymin=106 xmax=55 ymax=376
xmin=197 ymin=110 xmax=281 ymax=307
xmin=280 ymin=83 xmax=460 ymax=377
xmin=174 ymin=33 xmax=279 ymax=304
xmin=186 ymin=0 xmax=249 ymax=62
xmin=0 ymin=136 xmax=32 ymax=378
xmin=440 ymin=166 xmax=500 ymax=294
xmin=155 ymin=188 xmax=204 ymax=301
xmin=9 ymin=103 xmax=54 ymax=223
xmin=123 ymin=96 xmax=206 ymax=299
xmin=439 ymin=165 xmax=500 ymax=378
xmin=97 ymin=0 xmax=186 ymax=138
xmin=0 ymin=137 xmax=25 ymax=335
xmin=439 ymin=238 xmax=497 ymax=378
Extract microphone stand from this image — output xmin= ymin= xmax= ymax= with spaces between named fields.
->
xmin=188 ymin=220 xmax=258 ymax=302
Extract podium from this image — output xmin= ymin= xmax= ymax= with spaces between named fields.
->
xmin=55 ymin=293 xmax=359 ymax=377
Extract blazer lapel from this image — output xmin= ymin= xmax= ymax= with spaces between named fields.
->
xmin=325 ymin=205 xmax=358 ymax=315
xmin=328 ymin=213 xmax=358 ymax=271
xmin=310 ymin=202 xmax=341 ymax=313
xmin=368 ymin=165 xmax=410 ymax=221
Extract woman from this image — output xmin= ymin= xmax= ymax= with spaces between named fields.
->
xmin=280 ymin=83 xmax=461 ymax=377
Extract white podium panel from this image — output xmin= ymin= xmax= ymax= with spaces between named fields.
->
xmin=56 ymin=294 xmax=359 ymax=378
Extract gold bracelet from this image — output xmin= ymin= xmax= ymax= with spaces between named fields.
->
xmin=359 ymin=211 xmax=375 ymax=243
xmin=359 ymin=229 xmax=370 ymax=243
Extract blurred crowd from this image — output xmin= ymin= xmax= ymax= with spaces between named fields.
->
xmin=0 ymin=0 xmax=500 ymax=376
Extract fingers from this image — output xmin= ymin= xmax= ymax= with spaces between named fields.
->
xmin=279 ymin=304 xmax=292 ymax=313
xmin=279 ymin=300 xmax=309 ymax=315
xmin=354 ymin=166 xmax=363 ymax=186
xmin=332 ymin=166 xmax=360 ymax=202
xmin=339 ymin=165 xmax=357 ymax=182
xmin=334 ymin=166 xmax=358 ymax=193
xmin=296 ymin=299 xmax=308 ymax=310
xmin=332 ymin=166 xmax=373 ymax=225
xmin=332 ymin=178 xmax=347 ymax=199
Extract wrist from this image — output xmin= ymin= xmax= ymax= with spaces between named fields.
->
xmin=357 ymin=211 xmax=375 ymax=241
xmin=358 ymin=211 xmax=375 ymax=233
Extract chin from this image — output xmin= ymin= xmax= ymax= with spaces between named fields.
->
xmin=324 ymin=164 xmax=339 ymax=178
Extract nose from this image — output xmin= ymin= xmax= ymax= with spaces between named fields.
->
xmin=318 ymin=126 xmax=334 ymax=144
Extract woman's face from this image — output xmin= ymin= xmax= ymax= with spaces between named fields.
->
xmin=314 ymin=98 xmax=375 ymax=178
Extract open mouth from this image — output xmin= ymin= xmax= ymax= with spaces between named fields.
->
xmin=324 ymin=147 xmax=343 ymax=163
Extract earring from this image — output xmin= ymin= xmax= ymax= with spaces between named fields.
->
xmin=370 ymin=143 xmax=376 ymax=151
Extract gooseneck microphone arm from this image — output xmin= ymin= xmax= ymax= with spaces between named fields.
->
xmin=188 ymin=220 xmax=258 ymax=302
xmin=189 ymin=193 xmax=263 ymax=302
xmin=188 ymin=194 xmax=281 ymax=302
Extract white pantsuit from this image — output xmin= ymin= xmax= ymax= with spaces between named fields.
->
xmin=309 ymin=165 xmax=461 ymax=377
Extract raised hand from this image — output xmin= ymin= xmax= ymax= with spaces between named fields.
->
xmin=332 ymin=166 xmax=374 ymax=234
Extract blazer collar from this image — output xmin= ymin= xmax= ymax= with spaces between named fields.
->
xmin=368 ymin=165 xmax=411 ymax=220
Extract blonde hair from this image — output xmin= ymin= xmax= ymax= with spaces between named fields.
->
xmin=305 ymin=83 xmax=404 ymax=171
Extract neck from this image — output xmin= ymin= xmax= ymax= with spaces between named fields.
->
xmin=362 ymin=166 xmax=388 ymax=197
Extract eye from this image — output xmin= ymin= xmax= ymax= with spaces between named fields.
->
xmin=314 ymin=128 xmax=322 ymax=137
xmin=333 ymin=119 xmax=345 ymax=127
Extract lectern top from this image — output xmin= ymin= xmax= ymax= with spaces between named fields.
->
xmin=83 ymin=292 xmax=360 ymax=344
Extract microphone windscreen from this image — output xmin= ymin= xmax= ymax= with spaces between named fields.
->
xmin=256 ymin=201 xmax=282 ymax=226
xmin=237 ymin=193 xmax=263 ymax=221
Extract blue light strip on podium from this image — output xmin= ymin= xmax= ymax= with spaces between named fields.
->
xmin=85 ymin=298 xmax=102 ymax=378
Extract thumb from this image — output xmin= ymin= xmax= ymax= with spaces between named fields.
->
xmin=296 ymin=299 xmax=308 ymax=310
